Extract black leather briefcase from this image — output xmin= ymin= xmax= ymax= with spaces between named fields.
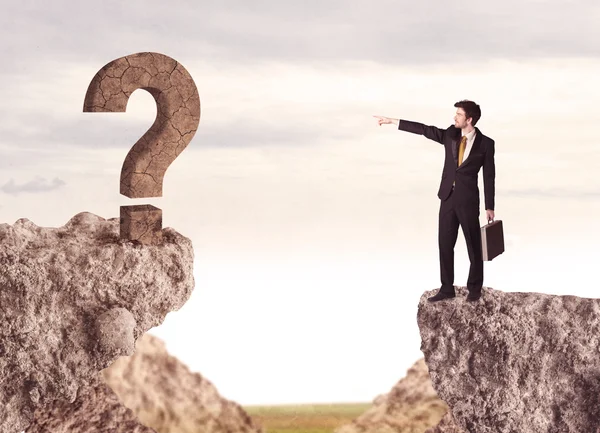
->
xmin=481 ymin=220 xmax=505 ymax=261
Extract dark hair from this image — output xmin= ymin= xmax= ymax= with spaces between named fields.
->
xmin=454 ymin=100 xmax=481 ymax=126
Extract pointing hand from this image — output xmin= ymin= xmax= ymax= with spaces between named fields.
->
xmin=373 ymin=115 xmax=395 ymax=126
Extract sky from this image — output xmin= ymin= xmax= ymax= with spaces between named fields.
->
xmin=1 ymin=0 xmax=600 ymax=406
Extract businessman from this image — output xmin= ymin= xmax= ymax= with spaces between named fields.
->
xmin=374 ymin=100 xmax=495 ymax=302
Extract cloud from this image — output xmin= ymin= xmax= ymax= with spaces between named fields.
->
xmin=1 ymin=177 xmax=66 ymax=196
xmin=1 ymin=0 xmax=599 ymax=71
xmin=0 ymin=114 xmax=352 ymax=156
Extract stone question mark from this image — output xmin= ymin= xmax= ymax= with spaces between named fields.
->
xmin=83 ymin=52 xmax=200 ymax=245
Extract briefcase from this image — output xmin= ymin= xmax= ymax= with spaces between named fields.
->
xmin=481 ymin=220 xmax=504 ymax=261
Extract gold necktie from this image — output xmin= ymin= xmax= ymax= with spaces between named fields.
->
xmin=457 ymin=136 xmax=467 ymax=166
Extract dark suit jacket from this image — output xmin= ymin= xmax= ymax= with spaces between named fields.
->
xmin=398 ymin=120 xmax=495 ymax=211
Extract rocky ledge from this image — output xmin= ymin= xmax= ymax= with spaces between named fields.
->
xmin=418 ymin=286 xmax=600 ymax=433
xmin=0 ymin=212 xmax=194 ymax=432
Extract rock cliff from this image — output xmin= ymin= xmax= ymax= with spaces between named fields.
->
xmin=418 ymin=286 xmax=600 ymax=433
xmin=102 ymin=334 xmax=264 ymax=433
xmin=334 ymin=358 xmax=448 ymax=433
xmin=0 ymin=212 xmax=194 ymax=432
xmin=27 ymin=334 xmax=263 ymax=433
xmin=26 ymin=378 xmax=157 ymax=433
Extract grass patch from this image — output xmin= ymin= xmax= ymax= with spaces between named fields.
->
xmin=244 ymin=402 xmax=371 ymax=433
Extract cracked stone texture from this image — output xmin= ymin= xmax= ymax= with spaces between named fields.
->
xmin=334 ymin=359 xmax=448 ymax=433
xmin=0 ymin=212 xmax=194 ymax=433
xmin=418 ymin=286 xmax=600 ymax=433
xmin=83 ymin=51 xmax=201 ymax=199
xmin=100 ymin=333 xmax=265 ymax=433
xmin=25 ymin=377 xmax=157 ymax=433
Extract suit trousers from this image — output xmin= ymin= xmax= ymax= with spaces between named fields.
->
xmin=438 ymin=187 xmax=483 ymax=295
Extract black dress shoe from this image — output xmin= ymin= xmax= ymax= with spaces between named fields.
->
xmin=427 ymin=291 xmax=456 ymax=302
xmin=466 ymin=291 xmax=482 ymax=302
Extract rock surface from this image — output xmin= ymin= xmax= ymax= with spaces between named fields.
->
xmin=418 ymin=286 xmax=600 ymax=433
xmin=0 ymin=212 xmax=194 ymax=433
xmin=101 ymin=333 xmax=264 ymax=433
xmin=425 ymin=411 xmax=465 ymax=433
xmin=25 ymin=378 xmax=157 ymax=433
xmin=334 ymin=358 xmax=448 ymax=433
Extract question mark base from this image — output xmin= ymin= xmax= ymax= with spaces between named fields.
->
xmin=120 ymin=204 xmax=162 ymax=245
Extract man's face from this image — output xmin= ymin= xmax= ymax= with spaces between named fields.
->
xmin=454 ymin=108 xmax=471 ymax=129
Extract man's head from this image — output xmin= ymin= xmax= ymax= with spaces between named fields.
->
xmin=453 ymin=100 xmax=481 ymax=129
